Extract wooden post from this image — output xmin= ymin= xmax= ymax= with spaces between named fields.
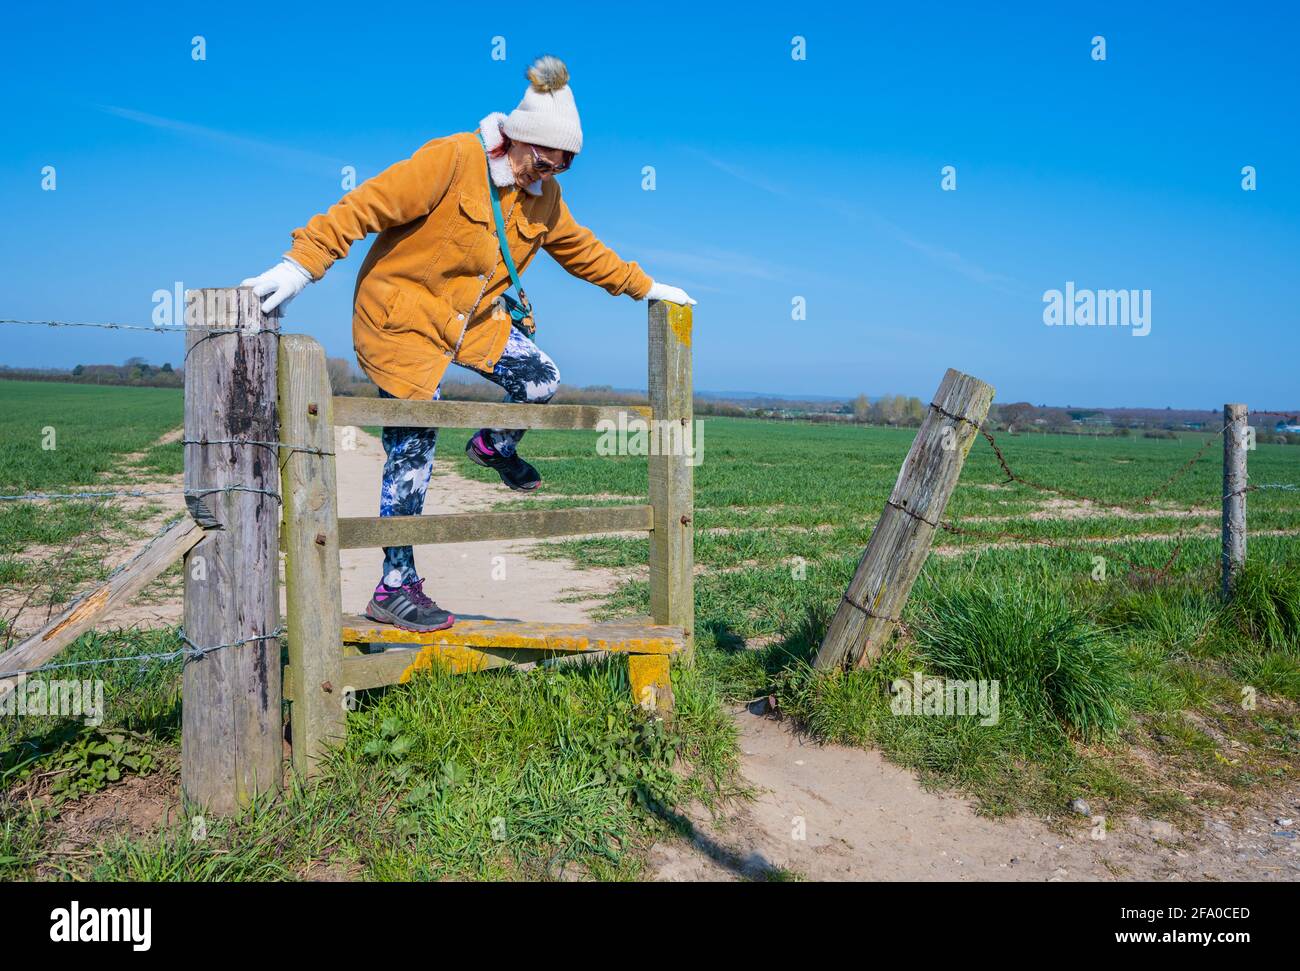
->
xmin=1222 ymin=403 xmax=1248 ymax=600
xmin=278 ymin=335 xmax=346 ymax=777
xmin=647 ymin=299 xmax=694 ymax=679
xmin=815 ymin=368 xmax=994 ymax=671
xmin=181 ymin=287 xmax=282 ymax=813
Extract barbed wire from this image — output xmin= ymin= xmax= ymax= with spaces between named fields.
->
xmin=181 ymin=438 xmax=333 ymax=457
xmin=0 ymin=318 xmax=266 ymax=335
xmin=938 ymin=418 xmax=1245 ymax=579
xmin=0 ymin=626 xmax=286 ymax=681
xmin=3 ymin=313 xmax=1293 ymax=659
xmin=0 ymin=438 xmax=333 ymax=504
xmin=976 ymin=422 xmax=1227 ymax=515
xmin=0 ymin=485 xmax=281 ymax=504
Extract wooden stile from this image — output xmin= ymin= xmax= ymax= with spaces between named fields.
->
xmin=647 ymin=300 xmax=695 ymax=678
xmin=180 ymin=298 xmax=695 ymax=804
xmin=279 ymin=335 xmax=346 ymax=777
xmin=337 ymin=504 xmax=652 ymax=550
xmin=333 ymin=397 xmax=649 ymax=432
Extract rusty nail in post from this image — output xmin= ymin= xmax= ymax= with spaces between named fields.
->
xmin=680 ymin=515 xmax=692 ymax=525
xmin=321 ymin=681 xmax=333 ymax=693
xmin=307 ymin=403 xmax=318 ymax=415
xmin=315 ymin=533 xmax=327 ymax=546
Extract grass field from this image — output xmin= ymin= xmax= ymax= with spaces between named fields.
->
xmin=475 ymin=417 xmax=1300 ymax=820
xmin=3 ymin=382 xmax=1300 ymax=879
xmin=0 ymin=380 xmax=185 ymax=642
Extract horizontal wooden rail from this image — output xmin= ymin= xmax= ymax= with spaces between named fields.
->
xmin=333 ymin=396 xmax=651 ymax=431
xmin=337 ymin=504 xmax=653 ymax=549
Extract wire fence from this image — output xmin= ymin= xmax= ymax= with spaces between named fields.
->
xmin=0 ymin=317 xmax=270 ymax=335
xmin=0 ymin=316 xmax=298 ymax=673
xmin=1 ymin=315 xmax=1296 ymax=672
xmin=0 ymin=509 xmax=288 ymax=681
xmin=0 ymin=628 xmax=286 ymax=682
xmin=936 ymin=410 xmax=1297 ymax=583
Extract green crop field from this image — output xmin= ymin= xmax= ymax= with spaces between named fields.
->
xmin=0 ymin=381 xmax=185 ymax=638
xmin=471 ymin=418 xmax=1300 ymax=819
xmin=3 ymin=383 xmax=1300 ymax=880
xmin=0 ymin=380 xmax=183 ymax=491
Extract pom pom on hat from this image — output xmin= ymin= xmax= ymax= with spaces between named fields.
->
xmin=526 ymin=55 xmax=569 ymax=93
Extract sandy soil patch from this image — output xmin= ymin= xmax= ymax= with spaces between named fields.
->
xmin=648 ymin=708 xmax=1300 ymax=881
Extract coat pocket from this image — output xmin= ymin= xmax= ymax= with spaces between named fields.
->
xmin=458 ymin=191 xmax=492 ymax=228
xmin=509 ymin=210 xmax=548 ymax=268
xmin=379 ymin=285 xmax=413 ymax=334
xmin=456 ymin=191 xmax=499 ymax=274
xmin=515 ymin=214 xmax=547 ymax=241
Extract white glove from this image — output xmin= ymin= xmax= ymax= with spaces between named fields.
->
xmin=645 ymin=280 xmax=697 ymax=306
xmin=240 ymin=259 xmax=311 ymax=313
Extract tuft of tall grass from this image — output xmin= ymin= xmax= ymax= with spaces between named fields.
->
xmin=1098 ymin=579 xmax=1219 ymax=657
xmin=1221 ymin=560 xmax=1300 ymax=652
xmin=912 ymin=581 xmax=1125 ymax=739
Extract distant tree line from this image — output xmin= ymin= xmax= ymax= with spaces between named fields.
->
xmin=329 ymin=358 xmax=869 ymax=420
xmin=0 ymin=357 xmax=182 ymax=388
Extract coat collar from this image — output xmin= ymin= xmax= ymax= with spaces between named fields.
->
xmin=478 ymin=112 xmax=543 ymax=197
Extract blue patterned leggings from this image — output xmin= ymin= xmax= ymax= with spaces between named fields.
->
xmin=377 ymin=327 xmax=560 ymax=588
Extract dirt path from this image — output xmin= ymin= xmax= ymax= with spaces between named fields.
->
xmin=649 ymin=709 xmax=1300 ymax=881
xmin=330 ymin=427 xmax=628 ymax=621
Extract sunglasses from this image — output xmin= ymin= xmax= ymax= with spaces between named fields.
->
xmin=528 ymin=144 xmax=570 ymax=175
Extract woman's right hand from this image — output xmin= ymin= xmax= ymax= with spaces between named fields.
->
xmin=240 ymin=259 xmax=311 ymax=313
xmin=645 ymin=281 xmax=697 ymax=306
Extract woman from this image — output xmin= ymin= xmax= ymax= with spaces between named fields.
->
xmin=242 ymin=55 xmax=696 ymax=633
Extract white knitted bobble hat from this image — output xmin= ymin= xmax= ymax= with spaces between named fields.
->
xmin=503 ymin=55 xmax=582 ymax=155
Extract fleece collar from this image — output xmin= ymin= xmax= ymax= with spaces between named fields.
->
xmin=478 ymin=112 xmax=543 ymax=196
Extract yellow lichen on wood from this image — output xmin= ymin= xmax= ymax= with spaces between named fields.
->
xmin=628 ymin=654 xmax=673 ymax=714
xmin=667 ymin=303 xmax=692 ymax=348
xmin=398 ymin=644 xmax=497 ymax=682
xmin=340 ymin=616 xmax=683 ymax=655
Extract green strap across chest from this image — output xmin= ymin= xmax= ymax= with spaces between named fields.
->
xmin=478 ymin=132 xmax=526 ymax=298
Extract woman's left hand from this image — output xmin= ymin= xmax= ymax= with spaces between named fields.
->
xmin=646 ymin=281 xmax=697 ymax=306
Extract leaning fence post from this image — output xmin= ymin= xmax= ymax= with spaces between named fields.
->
xmin=1222 ymin=403 xmax=1248 ymax=600
xmin=815 ymin=368 xmax=995 ymax=671
xmin=647 ymin=300 xmax=694 ymax=670
xmin=279 ymin=334 xmax=345 ymax=777
xmin=181 ymin=287 xmax=282 ymax=813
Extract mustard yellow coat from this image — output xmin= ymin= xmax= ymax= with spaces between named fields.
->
xmin=285 ymin=131 xmax=653 ymax=400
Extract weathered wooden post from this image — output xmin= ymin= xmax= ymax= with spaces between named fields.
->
xmin=181 ymin=287 xmax=282 ymax=812
xmin=1222 ymin=403 xmax=1248 ymax=600
xmin=644 ymin=300 xmax=694 ymax=707
xmin=279 ymin=335 xmax=345 ymax=776
xmin=815 ymin=368 xmax=994 ymax=671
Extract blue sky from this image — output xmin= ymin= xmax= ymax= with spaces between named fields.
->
xmin=1 ymin=1 xmax=1296 ymax=408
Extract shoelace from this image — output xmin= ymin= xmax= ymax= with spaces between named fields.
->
xmin=405 ymin=579 xmax=438 ymax=610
